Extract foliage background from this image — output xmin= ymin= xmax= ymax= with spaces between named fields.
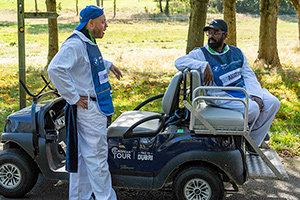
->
xmin=0 ymin=0 xmax=299 ymax=156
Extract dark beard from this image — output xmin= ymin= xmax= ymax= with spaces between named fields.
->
xmin=208 ymin=37 xmax=224 ymax=50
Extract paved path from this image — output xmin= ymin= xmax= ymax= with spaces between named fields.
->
xmin=0 ymin=157 xmax=299 ymax=200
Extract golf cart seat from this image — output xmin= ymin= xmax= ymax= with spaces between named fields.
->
xmin=107 ymin=71 xmax=182 ymax=138
xmin=189 ymin=70 xmax=246 ymax=132
xmin=186 ymin=70 xmax=289 ymax=181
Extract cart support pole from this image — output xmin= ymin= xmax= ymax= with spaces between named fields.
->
xmin=17 ymin=0 xmax=26 ymax=109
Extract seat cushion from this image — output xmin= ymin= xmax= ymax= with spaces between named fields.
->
xmin=191 ymin=103 xmax=245 ymax=131
xmin=162 ymin=71 xmax=182 ymax=115
xmin=107 ymin=111 xmax=160 ymax=137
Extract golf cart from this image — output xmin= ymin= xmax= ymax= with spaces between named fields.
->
xmin=0 ymin=70 xmax=288 ymax=200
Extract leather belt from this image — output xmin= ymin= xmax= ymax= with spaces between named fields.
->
xmin=90 ymin=97 xmax=97 ymax=101
xmin=81 ymin=96 xmax=97 ymax=101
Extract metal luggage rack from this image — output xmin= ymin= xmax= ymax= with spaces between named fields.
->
xmin=183 ymin=86 xmax=288 ymax=181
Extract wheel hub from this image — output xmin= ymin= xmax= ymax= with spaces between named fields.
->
xmin=184 ymin=178 xmax=212 ymax=200
xmin=194 ymin=188 xmax=201 ymax=195
xmin=6 ymin=172 xmax=13 ymax=179
xmin=0 ymin=163 xmax=22 ymax=189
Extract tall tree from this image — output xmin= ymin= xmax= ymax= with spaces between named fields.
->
xmin=165 ymin=0 xmax=170 ymax=16
xmin=113 ymin=0 xmax=117 ymax=18
xmin=255 ymin=0 xmax=281 ymax=68
xmin=46 ymin=0 xmax=58 ymax=68
xmin=96 ymin=0 xmax=104 ymax=8
xmin=186 ymin=0 xmax=209 ymax=54
xmin=159 ymin=0 xmax=163 ymax=13
xmin=76 ymin=0 xmax=79 ymax=16
xmin=35 ymin=0 xmax=38 ymax=12
xmin=223 ymin=0 xmax=237 ymax=46
xmin=288 ymin=0 xmax=300 ymax=45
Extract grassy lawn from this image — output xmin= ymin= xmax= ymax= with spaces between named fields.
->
xmin=0 ymin=3 xmax=299 ymax=156
xmin=0 ymin=0 xmax=158 ymax=17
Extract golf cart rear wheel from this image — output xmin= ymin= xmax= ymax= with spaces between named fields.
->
xmin=173 ymin=166 xmax=224 ymax=200
xmin=0 ymin=149 xmax=39 ymax=198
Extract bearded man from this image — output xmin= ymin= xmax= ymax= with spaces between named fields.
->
xmin=174 ymin=19 xmax=280 ymax=155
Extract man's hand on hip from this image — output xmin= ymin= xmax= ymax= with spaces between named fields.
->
xmin=76 ymin=96 xmax=88 ymax=109
xmin=252 ymin=96 xmax=264 ymax=112
xmin=204 ymin=64 xmax=214 ymax=86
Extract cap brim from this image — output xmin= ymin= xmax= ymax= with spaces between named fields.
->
xmin=203 ymin=25 xmax=218 ymax=32
xmin=75 ymin=22 xmax=88 ymax=31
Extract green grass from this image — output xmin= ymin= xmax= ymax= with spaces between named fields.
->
xmin=0 ymin=6 xmax=299 ymax=156
xmin=258 ymin=73 xmax=300 ymax=157
xmin=0 ymin=0 xmax=158 ymax=13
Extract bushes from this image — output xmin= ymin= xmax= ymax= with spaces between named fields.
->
xmin=164 ymin=0 xmax=296 ymax=15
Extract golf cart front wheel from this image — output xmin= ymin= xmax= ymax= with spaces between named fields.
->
xmin=173 ymin=166 xmax=224 ymax=200
xmin=0 ymin=149 xmax=39 ymax=198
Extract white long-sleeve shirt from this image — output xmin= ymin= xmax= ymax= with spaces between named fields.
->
xmin=47 ymin=30 xmax=112 ymax=105
xmin=175 ymin=44 xmax=263 ymax=102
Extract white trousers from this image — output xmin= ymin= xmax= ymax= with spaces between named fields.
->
xmin=69 ymin=101 xmax=117 ymax=200
xmin=219 ymin=88 xmax=280 ymax=146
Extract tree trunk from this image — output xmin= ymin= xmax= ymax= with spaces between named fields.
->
xmin=165 ymin=0 xmax=170 ymax=16
xmin=288 ymin=0 xmax=300 ymax=46
xmin=46 ymin=0 xmax=58 ymax=68
xmin=255 ymin=0 xmax=281 ymax=68
xmin=159 ymin=0 xmax=163 ymax=13
xmin=113 ymin=0 xmax=117 ymax=18
xmin=76 ymin=0 xmax=78 ymax=16
xmin=223 ymin=0 xmax=236 ymax=46
xmin=186 ymin=0 xmax=209 ymax=54
xmin=35 ymin=0 xmax=38 ymax=12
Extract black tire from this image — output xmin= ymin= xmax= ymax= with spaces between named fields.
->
xmin=173 ymin=166 xmax=224 ymax=200
xmin=0 ymin=149 xmax=39 ymax=198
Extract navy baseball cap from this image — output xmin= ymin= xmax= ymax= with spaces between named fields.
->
xmin=203 ymin=19 xmax=228 ymax=32
xmin=75 ymin=5 xmax=104 ymax=31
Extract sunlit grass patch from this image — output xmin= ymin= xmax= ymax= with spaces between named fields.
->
xmin=259 ymin=72 xmax=300 ymax=156
xmin=110 ymin=72 xmax=172 ymax=120
xmin=271 ymin=131 xmax=300 ymax=157
xmin=0 ymin=9 xmax=299 ymax=156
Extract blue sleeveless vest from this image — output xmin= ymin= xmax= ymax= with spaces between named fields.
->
xmin=68 ymin=34 xmax=114 ymax=116
xmin=64 ymin=33 xmax=114 ymax=172
xmin=200 ymin=46 xmax=246 ymax=98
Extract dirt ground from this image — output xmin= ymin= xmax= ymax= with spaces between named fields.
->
xmin=0 ymin=157 xmax=299 ymax=200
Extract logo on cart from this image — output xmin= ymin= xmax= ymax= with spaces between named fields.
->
xmin=111 ymin=147 xmax=132 ymax=160
xmin=137 ymin=151 xmax=153 ymax=161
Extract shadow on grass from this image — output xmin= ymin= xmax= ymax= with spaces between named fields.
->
xmin=118 ymin=12 xmax=189 ymax=23
xmin=0 ymin=21 xmax=17 ymax=27
xmin=25 ymin=22 xmax=78 ymax=34
xmin=278 ymin=15 xmax=298 ymax=23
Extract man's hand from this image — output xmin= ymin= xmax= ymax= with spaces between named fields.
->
xmin=76 ymin=96 xmax=88 ymax=109
xmin=252 ymin=96 xmax=264 ymax=112
xmin=110 ymin=64 xmax=123 ymax=80
xmin=203 ymin=64 xmax=214 ymax=86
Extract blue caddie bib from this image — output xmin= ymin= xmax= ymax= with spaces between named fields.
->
xmin=200 ymin=46 xmax=246 ymax=98
xmin=67 ymin=34 xmax=114 ymax=115
xmin=64 ymin=33 xmax=114 ymax=172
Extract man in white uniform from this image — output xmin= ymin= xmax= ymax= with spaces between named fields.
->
xmin=48 ymin=5 xmax=122 ymax=200
xmin=175 ymin=19 xmax=280 ymax=155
